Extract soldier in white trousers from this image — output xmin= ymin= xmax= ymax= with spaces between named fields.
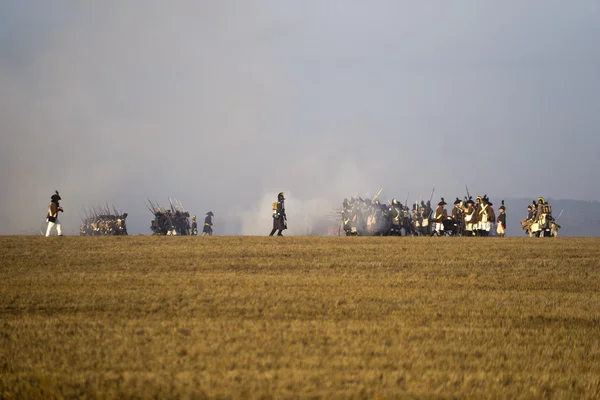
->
xmin=46 ymin=190 xmax=64 ymax=236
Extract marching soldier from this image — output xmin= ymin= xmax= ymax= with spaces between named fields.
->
xmin=497 ymin=200 xmax=506 ymax=237
xmin=536 ymin=197 xmax=553 ymax=237
xmin=202 ymin=212 xmax=215 ymax=236
xmin=433 ymin=198 xmax=448 ymax=236
xmin=45 ymin=190 xmax=64 ymax=237
xmin=412 ymin=204 xmax=421 ymax=235
xmin=191 ymin=216 xmax=198 ymax=235
xmin=269 ymin=192 xmax=287 ymax=236
xmin=420 ymin=201 xmax=432 ymax=236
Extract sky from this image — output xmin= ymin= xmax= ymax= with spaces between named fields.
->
xmin=1 ymin=1 xmax=599 ymax=234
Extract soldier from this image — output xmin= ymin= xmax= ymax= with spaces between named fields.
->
xmin=420 ymin=201 xmax=432 ymax=236
xmin=411 ymin=204 xmax=421 ymax=236
xmin=389 ymin=199 xmax=403 ymax=236
xmin=527 ymin=201 xmax=540 ymax=237
xmin=536 ymin=197 xmax=553 ymax=237
xmin=202 ymin=212 xmax=215 ymax=236
xmin=464 ymin=197 xmax=476 ymax=236
xmin=477 ymin=195 xmax=495 ymax=237
xmin=45 ymin=190 xmax=64 ymax=237
xmin=191 ymin=216 xmax=198 ymax=236
xmin=432 ymin=198 xmax=447 ymax=236
xmin=269 ymin=192 xmax=287 ymax=236
xmin=451 ymin=198 xmax=464 ymax=236
xmin=497 ymin=200 xmax=506 ymax=237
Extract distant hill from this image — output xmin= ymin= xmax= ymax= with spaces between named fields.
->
xmin=499 ymin=198 xmax=600 ymax=237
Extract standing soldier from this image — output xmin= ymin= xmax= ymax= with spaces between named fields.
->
xmin=420 ymin=201 xmax=432 ymax=236
xmin=45 ymin=190 xmax=64 ymax=237
xmin=432 ymin=198 xmax=447 ymax=236
xmin=464 ymin=197 xmax=476 ymax=236
xmin=202 ymin=212 xmax=215 ymax=236
xmin=191 ymin=216 xmax=198 ymax=236
xmin=497 ymin=201 xmax=506 ymax=237
xmin=412 ymin=204 xmax=421 ymax=236
xmin=477 ymin=195 xmax=495 ymax=237
xmin=451 ymin=198 xmax=464 ymax=236
xmin=269 ymin=192 xmax=287 ymax=236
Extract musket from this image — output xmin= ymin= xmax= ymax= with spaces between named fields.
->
xmin=465 ymin=185 xmax=471 ymax=200
xmin=428 ymin=187 xmax=435 ymax=203
xmin=556 ymin=208 xmax=564 ymax=222
xmin=404 ymin=192 xmax=410 ymax=208
xmin=372 ymin=188 xmax=383 ymax=202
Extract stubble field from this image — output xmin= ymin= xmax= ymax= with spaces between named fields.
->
xmin=1 ymin=236 xmax=600 ymax=398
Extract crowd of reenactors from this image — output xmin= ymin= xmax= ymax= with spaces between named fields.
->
xmin=147 ymin=198 xmax=215 ymax=236
xmin=79 ymin=205 xmax=128 ymax=236
xmin=520 ymin=197 xmax=561 ymax=237
xmin=339 ymin=191 xmax=558 ymax=238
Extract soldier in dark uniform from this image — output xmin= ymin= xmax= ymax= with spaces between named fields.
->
xmin=450 ymin=198 xmax=463 ymax=236
xmin=497 ymin=201 xmax=506 ymax=237
xmin=202 ymin=212 xmax=215 ymax=236
xmin=269 ymin=192 xmax=287 ymax=236
xmin=191 ymin=216 xmax=198 ymax=236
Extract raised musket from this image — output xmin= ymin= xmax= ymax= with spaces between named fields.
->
xmin=428 ymin=187 xmax=435 ymax=204
xmin=372 ymin=188 xmax=383 ymax=202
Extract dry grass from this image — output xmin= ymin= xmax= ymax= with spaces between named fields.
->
xmin=1 ymin=236 xmax=600 ymax=399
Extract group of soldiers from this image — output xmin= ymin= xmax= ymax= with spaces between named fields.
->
xmin=147 ymin=198 xmax=214 ymax=236
xmin=339 ymin=191 xmax=518 ymax=237
xmin=78 ymin=205 xmax=128 ymax=236
xmin=521 ymin=197 xmax=561 ymax=237
xmin=45 ymin=189 xmax=560 ymax=238
xmin=80 ymin=214 xmax=128 ymax=236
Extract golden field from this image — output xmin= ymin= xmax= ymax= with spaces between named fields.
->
xmin=1 ymin=236 xmax=599 ymax=399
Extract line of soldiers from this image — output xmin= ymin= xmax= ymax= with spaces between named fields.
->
xmin=80 ymin=214 xmax=128 ymax=236
xmin=79 ymin=204 xmax=128 ymax=236
xmin=340 ymin=194 xmax=509 ymax=237
xmin=150 ymin=210 xmax=192 ymax=236
xmin=520 ymin=197 xmax=560 ymax=237
xmin=147 ymin=198 xmax=216 ymax=236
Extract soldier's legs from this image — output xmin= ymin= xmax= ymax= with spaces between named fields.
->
xmin=45 ymin=221 xmax=53 ymax=237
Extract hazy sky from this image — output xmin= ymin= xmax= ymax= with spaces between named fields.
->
xmin=1 ymin=1 xmax=599 ymax=234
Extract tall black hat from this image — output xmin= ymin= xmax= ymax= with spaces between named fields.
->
xmin=453 ymin=197 xmax=461 ymax=205
xmin=278 ymin=192 xmax=285 ymax=200
xmin=499 ymin=200 xmax=505 ymax=211
xmin=51 ymin=190 xmax=61 ymax=202
xmin=206 ymin=211 xmax=214 ymax=216
xmin=466 ymin=196 xmax=475 ymax=206
xmin=438 ymin=197 xmax=447 ymax=206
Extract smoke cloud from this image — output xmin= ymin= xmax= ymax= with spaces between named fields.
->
xmin=1 ymin=1 xmax=599 ymax=234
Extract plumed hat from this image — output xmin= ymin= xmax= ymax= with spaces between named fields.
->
xmin=51 ymin=190 xmax=61 ymax=202
xmin=438 ymin=197 xmax=447 ymax=206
